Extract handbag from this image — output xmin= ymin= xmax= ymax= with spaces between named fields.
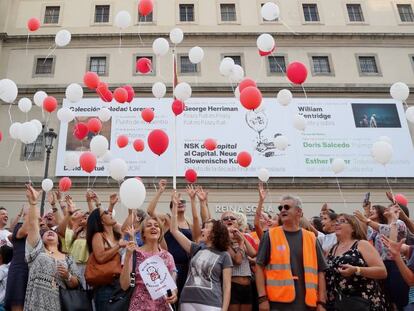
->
xmin=334 ymin=289 xmax=370 ymax=311
xmin=107 ymin=251 xmax=137 ymax=311
xmin=85 ymin=234 xmax=122 ymax=286
xmin=59 ymin=257 xmax=93 ymax=311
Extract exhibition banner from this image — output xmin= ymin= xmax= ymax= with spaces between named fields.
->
xmin=55 ymin=98 xmax=414 ymax=177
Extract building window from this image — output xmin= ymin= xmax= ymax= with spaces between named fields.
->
xmin=268 ymin=56 xmax=286 ymax=73
xmin=224 ymin=55 xmax=242 ymax=66
xmin=135 ymin=56 xmax=154 ymax=74
xmin=312 ymin=56 xmax=331 ymax=74
xmin=89 ymin=57 xmax=107 ymax=76
xmin=44 ymin=6 xmax=60 ymax=24
xmin=347 ymin=4 xmax=364 ymax=22
xmin=303 ymin=4 xmax=320 ymax=22
xmin=358 ymin=56 xmax=378 ymax=74
xmin=21 ymin=132 xmax=44 ymax=161
xmin=397 ymin=4 xmax=414 ymax=22
xmin=139 ymin=11 xmax=153 ymax=22
xmin=179 ymin=4 xmax=194 ymax=22
xmin=35 ymin=58 xmax=54 ymax=75
xmin=95 ymin=5 xmax=110 ymax=23
xmin=220 ymin=4 xmax=237 ymax=22
xmin=180 ymin=56 xmax=197 ymax=73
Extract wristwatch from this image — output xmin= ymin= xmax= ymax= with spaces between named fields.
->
xmin=355 ymin=266 xmax=362 ymax=276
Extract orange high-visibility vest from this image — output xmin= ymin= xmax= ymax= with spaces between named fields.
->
xmin=265 ymin=226 xmax=318 ymax=307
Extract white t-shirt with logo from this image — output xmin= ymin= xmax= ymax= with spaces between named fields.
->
xmin=0 ymin=229 xmax=12 ymax=247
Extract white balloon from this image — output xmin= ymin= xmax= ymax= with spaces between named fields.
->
xmin=90 ymin=135 xmax=109 ymax=157
xmin=258 ymin=168 xmax=270 ymax=182
xmin=234 ymin=86 xmax=240 ymax=99
xmin=55 ymin=29 xmax=71 ymax=47
xmin=277 ymin=89 xmax=293 ymax=106
xmin=18 ymin=98 xmax=32 ymax=113
xmin=174 ymin=82 xmax=192 ymax=101
xmin=274 ymin=135 xmax=289 ymax=150
xmin=57 ymin=107 xmax=75 ymax=123
xmin=261 ymin=2 xmax=280 ymax=21
xmin=188 ymin=46 xmax=204 ymax=64
xmin=65 ymin=83 xmax=83 ymax=103
xmin=169 ymin=28 xmax=184 ymax=44
xmin=114 ymin=10 xmax=131 ymax=29
xmin=0 ymin=79 xmax=18 ymax=103
xmin=219 ymin=57 xmax=235 ymax=76
xmin=390 ymin=82 xmax=409 ymax=102
xmin=9 ymin=122 xmax=22 ymax=140
xmin=406 ymin=106 xmax=414 ymax=123
xmin=331 ymin=158 xmax=346 ymax=174
xmin=30 ymin=119 xmax=43 ymax=136
xmin=152 ymin=38 xmax=170 ymax=56
xmin=109 ymin=158 xmax=128 ymax=181
xmin=378 ymin=136 xmax=392 ymax=145
xmin=257 ymin=33 xmax=275 ymax=52
xmin=120 ymin=178 xmax=146 ymax=209
xmin=372 ymin=141 xmax=393 ymax=165
xmin=98 ymin=107 xmax=112 ymax=122
xmin=20 ymin=122 xmax=38 ymax=144
xmin=64 ymin=153 xmax=79 ymax=170
xmin=152 ymin=82 xmax=167 ymax=99
xmin=293 ymin=114 xmax=306 ymax=131
xmin=102 ymin=150 xmax=113 ymax=161
xmin=229 ymin=65 xmax=244 ymax=83
xmin=41 ymin=178 xmax=54 ymax=192
xmin=33 ymin=91 xmax=48 ymax=107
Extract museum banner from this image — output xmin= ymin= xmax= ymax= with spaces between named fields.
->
xmin=55 ymin=98 xmax=414 ymax=177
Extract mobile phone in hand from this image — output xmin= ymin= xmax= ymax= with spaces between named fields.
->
xmin=386 ymin=191 xmax=396 ymax=204
xmin=363 ymin=192 xmax=370 ymax=205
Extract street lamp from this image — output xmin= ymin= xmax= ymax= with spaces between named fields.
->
xmin=40 ymin=128 xmax=57 ymax=216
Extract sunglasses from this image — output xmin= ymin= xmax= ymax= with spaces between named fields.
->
xmin=278 ymin=204 xmax=293 ymax=212
xmin=179 ymin=200 xmax=186 ymax=204
xmin=222 ymin=216 xmax=237 ymax=221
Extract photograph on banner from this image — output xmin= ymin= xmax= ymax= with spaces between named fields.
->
xmin=138 ymin=255 xmax=177 ymax=300
xmin=55 ymin=98 xmax=414 ymax=177
xmin=66 ymin=117 xmax=112 ymax=151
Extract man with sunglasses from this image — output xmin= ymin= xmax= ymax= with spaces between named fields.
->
xmin=255 ymin=195 xmax=327 ymax=311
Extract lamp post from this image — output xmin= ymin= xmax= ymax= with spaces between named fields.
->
xmin=40 ymin=128 xmax=57 ymax=216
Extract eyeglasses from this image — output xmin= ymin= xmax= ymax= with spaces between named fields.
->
xmin=179 ymin=200 xmax=186 ymax=204
xmin=335 ymin=219 xmax=349 ymax=225
xmin=278 ymin=204 xmax=293 ymax=212
xmin=222 ymin=216 xmax=237 ymax=222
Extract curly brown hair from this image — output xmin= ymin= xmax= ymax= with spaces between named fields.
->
xmin=207 ymin=219 xmax=231 ymax=252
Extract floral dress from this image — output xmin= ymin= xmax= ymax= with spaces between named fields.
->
xmin=326 ymin=241 xmax=390 ymax=311
xmin=128 ymin=249 xmax=176 ymax=311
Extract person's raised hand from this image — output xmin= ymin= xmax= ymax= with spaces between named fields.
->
xmin=126 ymin=226 xmax=136 ymax=241
xmin=354 ymin=210 xmax=368 ymax=223
xmin=186 ymin=184 xmax=196 ymax=200
xmin=109 ymin=193 xmax=118 ymax=205
xmin=381 ymin=235 xmax=405 ymax=260
xmin=258 ymin=182 xmax=267 ymax=202
xmin=26 ymin=184 xmax=41 ymax=205
xmin=118 ymin=239 xmax=128 ymax=248
xmin=47 ymin=191 xmax=56 ymax=206
xmin=125 ymin=241 xmax=136 ymax=255
xmin=195 ymin=186 xmax=208 ymax=202
xmin=158 ymin=179 xmax=167 ymax=193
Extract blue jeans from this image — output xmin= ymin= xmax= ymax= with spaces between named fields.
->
xmin=94 ymin=284 xmax=116 ymax=311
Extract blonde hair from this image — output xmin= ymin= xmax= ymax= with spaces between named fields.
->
xmin=234 ymin=212 xmax=248 ymax=232
xmin=140 ymin=216 xmax=164 ymax=244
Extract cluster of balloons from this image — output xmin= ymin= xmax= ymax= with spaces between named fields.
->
xmin=219 ymin=57 xmax=244 ymax=83
xmin=9 ymin=119 xmax=43 ymax=144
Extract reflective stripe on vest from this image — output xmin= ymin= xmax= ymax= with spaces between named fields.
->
xmin=264 ymin=226 xmax=318 ymax=307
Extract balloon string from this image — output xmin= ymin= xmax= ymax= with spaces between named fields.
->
xmin=301 ymin=84 xmax=309 ymax=104
xmin=0 ymin=141 xmax=16 ymax=169
xmin=26 ymin=33 xmax=30 ymax=56
xmin=228 ymin=77 xmax=235 ymax=96
xmin=137 ymin=22 xmax=144 ymax=47
xmin=23 ymin=142 xmax=37 ymax=184
xmin=403 ymin=100 xmax=409 ymax=110
xmin=43 ymin=45 xmax=57 ymax=64
xmin=152 ymin=159 xmax=160 ymax=191
xmin=118 ymin=31 xmax=122 ymax=53
xmin=336 ymin=177 xmax=348 ymax=209
xmin=265 ymin=181 xmax=274 ymax=212
xmin=384 ymin=166 xmax=394 ymax=194
xmin=7 ymin=102 xmax=13 ymax=124
xmin=279 ymin=19 xmax=300 ymax=36
xmin=87 ymin=175 xmax=90 ymax=189
xmin=91 ymin=175 xmax=98 ymax=189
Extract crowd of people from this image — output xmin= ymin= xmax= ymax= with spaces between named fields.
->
xmin=0 ymin=180 xmax=412 ymax=311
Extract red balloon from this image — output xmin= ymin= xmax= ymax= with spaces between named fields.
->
xmin=138 ymin=0 xmax=154 ymax=16
xmin=172 ymin=100 xmax=185 ymax=116
xmin=204 ymin=138 xmax=217 ymax=151
xmin=286 ymin=61 xmax=308 ymax=85
xmin=59 ymin=177 xmax=72 ymax=192
xmin=114 ymin=87 xmax=128 ymax=103
xmin=185 ymin=169 xmax=197 ymax=183
xmin=79 ymin=152 xmax=97 ymax=173
xmin=73 ymin=122 xmax=89 ymax=140
xmin=237 ymin=151 xmax=252 ymax=168
xmin=239 ymin=78 xmax=257 ymax=93
xmin=395 ymin=193 xmax=408 ymax=207
xmin=147 ymin=129 xmax=169 ymax=156
xmin=117 ymin=135 xmax=129 ymax=148
xmin=239 ymin=86 xmax=262 ymax=110
xmin=259 ymin=45 xmax=276 ymax=57
xmin=96 ymin=82 xmax=113 ymax=102
xmin=43 ymin=96 xmax=58 ymax=113
xmin=123 ymin=85 xmax=135 ymax=103
xmin=87 ymin=118 xmax=102 ymax=134
xmin=27 ymin=18 xmax=40 ymax=32
xmin=136 ymin=57 xmax=152 ymax=74
xmin=83 ymin=71 xmax=100 ymax=90
xmin=133 ymin=139 xmax=145 ymax=152
xmin=141 ymin=108 xmax=154 ymax=123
